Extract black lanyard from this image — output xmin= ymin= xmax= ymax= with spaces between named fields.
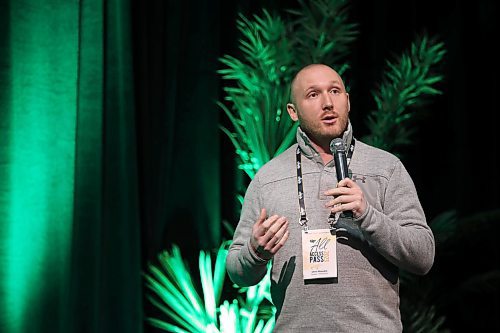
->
xmin=295 ymin=139 xmax=355 ymax=230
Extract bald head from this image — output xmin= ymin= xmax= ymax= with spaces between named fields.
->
xmin=289 ymin=64 xmax=346 ymax=104
xmin=286 ymin=63 xmax=351 ymax=151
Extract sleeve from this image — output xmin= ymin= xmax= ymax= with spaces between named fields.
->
xmin=356 ymin=160 xmax=435 ymax=275
xmin=225 ymin=175 xmax=270 ymax=286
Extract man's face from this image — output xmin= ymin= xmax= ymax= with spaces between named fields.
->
xmin=287 ymin=65 xmax=350 ymax=146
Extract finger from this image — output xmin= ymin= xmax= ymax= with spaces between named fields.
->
xmin=271 ymin=221 xmax=289 ymax=244
xmin=270 ymin=230 xmax=290 ymax=253
xmin=324 ymin=198 xmax=336 ymax=208
xmin=268 ymin=216 xmax=287 ymax=234
xmin=338 ymin=178 xmax=358 ymax=188
xmin=323 ymin=186 xmax=352 ymax=197
xmin=256 ymin=208 xmax=267 ymax=226
xmin=253 ymin=209 xmax=268 ymax=239
xmin=330 ymin=200 xmax=357 ymax=213
xmin=325 ymin=194 xmax=358 ymax=208
xmin=262 ymin=216 xmax=287 ymax=243
xmin=330 ymin=203 xmax=344 ymax=214
xmin=261 ymin=214 xmax=281 ymax=231
xmin=264 ymin=218 xmax=288 ymax=246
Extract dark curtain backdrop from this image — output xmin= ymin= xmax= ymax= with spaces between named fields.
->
xmin=0 ymin=0 xmax=142 ymax=332
xmin=0 ymin=0 xmax=498 ymax=333
xmin=132 ymin=0 xmax=223 ymax=262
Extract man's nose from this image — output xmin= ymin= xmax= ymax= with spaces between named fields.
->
xmin=321 ymin=93 xmax=333 ymax=110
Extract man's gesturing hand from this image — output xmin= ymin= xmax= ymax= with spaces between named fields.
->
xmin=250 ymin=208 xmax=290 ymax=260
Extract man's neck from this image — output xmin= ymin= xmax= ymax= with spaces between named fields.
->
xmin=319 ymin=152 xmax=333 ymax=164
xmin=309 ymin=138 xmax=333 ymax=164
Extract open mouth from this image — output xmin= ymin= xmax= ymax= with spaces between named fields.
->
xmin=321 ymin=115 xmax=337 ymax=125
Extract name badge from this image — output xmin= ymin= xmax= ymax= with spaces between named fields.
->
xmin=302 ymin=229 xmax=337 ymax=280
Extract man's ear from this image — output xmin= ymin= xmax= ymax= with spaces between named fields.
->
xmin=287 ymin=103 xmax=299 ymax=121
xmin=346 ymin=93 xmax=350 ymax=113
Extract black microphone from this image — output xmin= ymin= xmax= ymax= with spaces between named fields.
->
xmin=330 ymin=138 xmax=353 ymax=218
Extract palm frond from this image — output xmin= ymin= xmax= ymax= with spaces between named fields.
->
xmin=428 ymin=210 xmax=458 ymax=246
xmin=402 ymin=303 xmax=449 ymax=333
xmin=218 ymin=2 xmax=358 ymax=179
xmin=362 ymin=34 xmax=446 ymax=154
xmin=144 ymin=241 xmax=275 ymax=332
xmin=288 ymin=0 xmax=359 ymax=66
xmin=144 ymin=243 xmax=228 ymax=332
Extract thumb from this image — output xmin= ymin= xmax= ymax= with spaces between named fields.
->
xmin=256 ymin=208 xmax=267 ymax=225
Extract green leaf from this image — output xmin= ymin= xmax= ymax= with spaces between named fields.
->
xmin=363 ymin=33 xmax=446 ymax=155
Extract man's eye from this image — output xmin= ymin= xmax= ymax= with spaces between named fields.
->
xmin=331 ymin=89 xmax=341 ymax=95
xmin=308 ymin=92 xmax=318 ymax=98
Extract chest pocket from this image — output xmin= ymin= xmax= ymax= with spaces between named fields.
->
xmin=351 ymin=173 xmax=384 ymax=212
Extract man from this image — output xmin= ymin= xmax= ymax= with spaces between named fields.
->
xmin=226 ymin=64 xmax=435 ymax=332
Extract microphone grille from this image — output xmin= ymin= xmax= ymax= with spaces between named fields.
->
xmin=330 ymin=138 xmax=345 ymax=154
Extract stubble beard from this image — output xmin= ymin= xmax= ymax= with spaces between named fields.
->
xmin=300 ymin=114 xmax=349 ymax=149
